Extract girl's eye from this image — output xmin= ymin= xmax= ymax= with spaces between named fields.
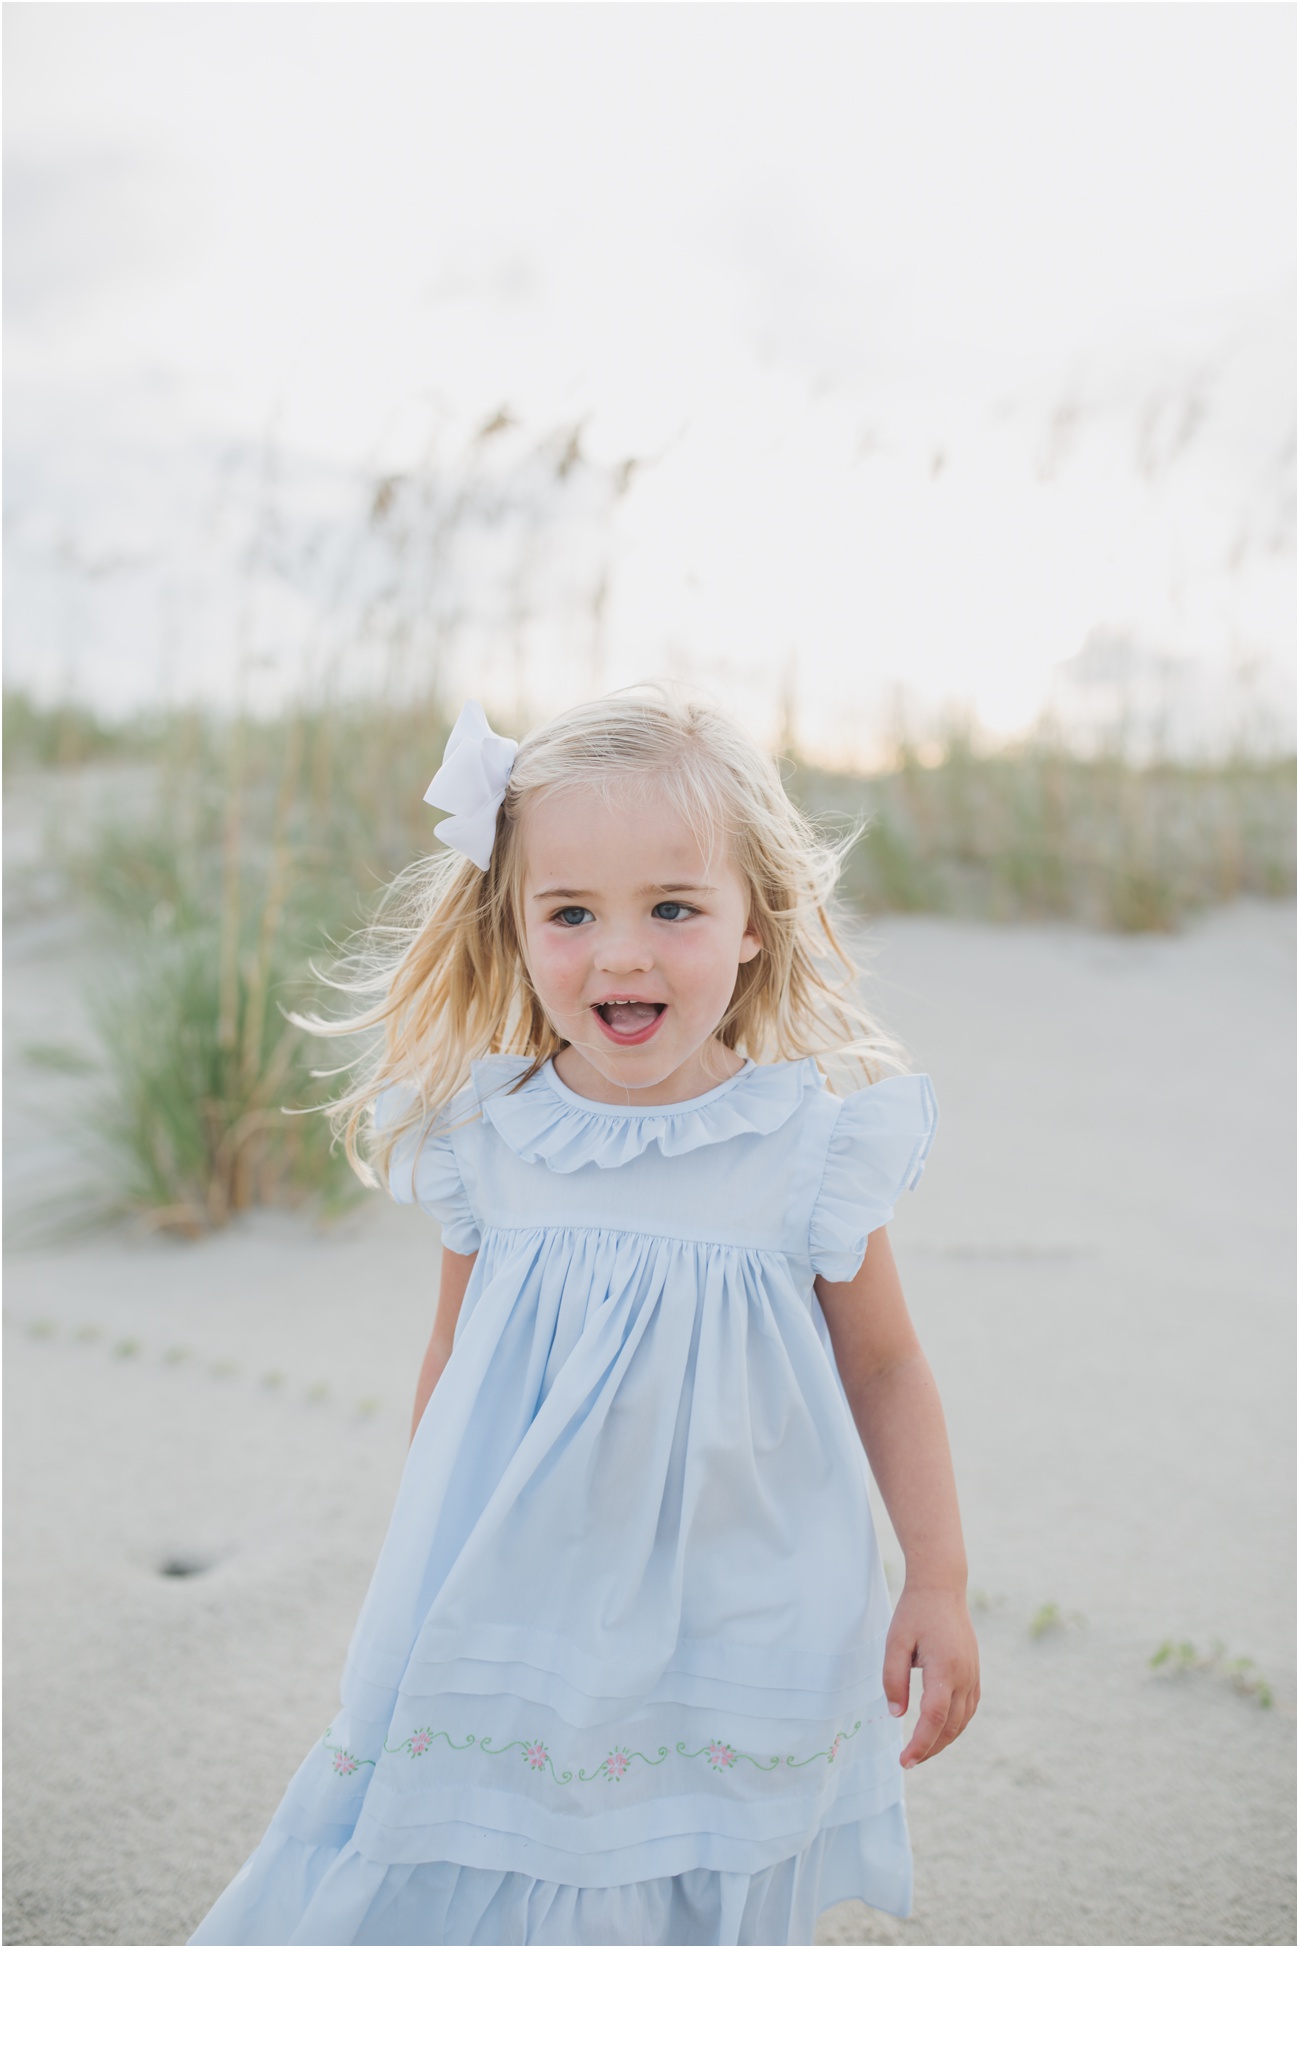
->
xmin=552 ymin=906 xmax=593 ymax=927
xmin=652 ymin=901 xmax=698 ymax=922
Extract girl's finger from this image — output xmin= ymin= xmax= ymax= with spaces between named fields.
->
xmin=922 ymin=1695 xmax=957 ymax=1761
xmin=881 ymin=1635 xmax=915 ymax=1721
xmin=900 ymin=1682 xmax=952 ymax=1768
xmin=927 ymin=1690 xmax=970 ymax=1758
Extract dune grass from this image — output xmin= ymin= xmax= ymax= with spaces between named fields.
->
xmin=792 ymin=734 xmax=1294 ymax=932
xmin=2 ymin=687 xmax=154 ymax=772
xmin=45 ymin=696 xmax=458 ymax=1231
xmin=6 ymin=684 xmax=1294 ymax=1233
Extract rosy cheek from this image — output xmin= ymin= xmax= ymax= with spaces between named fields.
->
xmin=529 ymin=927 xmax=586 ymax=999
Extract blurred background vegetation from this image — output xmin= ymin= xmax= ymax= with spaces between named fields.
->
xmin=6 ymin=674 xmax=1293 ymax=1239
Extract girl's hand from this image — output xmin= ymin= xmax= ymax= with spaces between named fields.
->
xmin=883 ymin=1585 xmax=980 ymax=1769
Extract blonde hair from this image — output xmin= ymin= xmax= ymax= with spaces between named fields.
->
xmin=297 ymin=683 xmax=905 ymax=1188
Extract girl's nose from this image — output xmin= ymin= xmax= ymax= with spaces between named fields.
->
xmin=592 ymin=922 xmax=656 ymax=975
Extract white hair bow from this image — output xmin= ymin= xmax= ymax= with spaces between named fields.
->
xmin=423 ymin=702 xmax=519 ymax=870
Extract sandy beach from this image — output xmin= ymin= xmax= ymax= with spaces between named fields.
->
xmin=4 ymin=887 xmax=1294 ymax=1945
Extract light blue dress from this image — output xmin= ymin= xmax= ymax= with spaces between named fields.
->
xmin=189 ymin=1053 xmax=937 ymax=1946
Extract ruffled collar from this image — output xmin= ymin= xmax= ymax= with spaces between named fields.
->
xmin=473 ymin=1055 xmax=819 ymax=1172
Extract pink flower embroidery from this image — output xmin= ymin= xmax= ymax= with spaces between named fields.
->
xmin=331 ymin=1749 xmax=360 ymax=1775
xmin=524 ymin=1743 xmax=549 ymax=1771
xmin=603 ymin=1750 xmax=630 ymax=1781
xmin=706 ymin=1742 xmax=737 ymax=1771
xmin=828 ymin=1735 xmax=842 ymax=1763
xmin=408 ymin=1730 xmax=432 ymax=1757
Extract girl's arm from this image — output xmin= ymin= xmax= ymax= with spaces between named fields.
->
xmin=816 ymin=1227 xmax=980 ymax=1769
xmin=410 ymin=1246 xmax=478 ymax=1441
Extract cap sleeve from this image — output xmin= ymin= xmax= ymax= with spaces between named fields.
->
xmin=373 ymin=1086 xmax=482 ymax=1254
xmin=809 ymin=1074 xmax=937 ymax=1282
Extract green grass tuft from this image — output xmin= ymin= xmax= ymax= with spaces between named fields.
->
xmin=21 ymin=1042 xmax=99 ymax=1075
xmin=1029 ymin=1602 xmax=1086 ymax=1638
xmin=1150 ymin=1638 xmax=1274 ymax=1708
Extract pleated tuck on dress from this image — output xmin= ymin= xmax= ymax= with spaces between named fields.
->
xmin=190 ymin=1053 xmax=937 ymax=1946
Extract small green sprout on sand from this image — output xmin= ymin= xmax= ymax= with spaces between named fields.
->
xmin=22 ymin=1041 xmax=97 ymax=1075
xmin=970 ymin=1589 xmax=1006 ymax=1615
xmin=27 ymin=1320 xmax=56 ymax=1340
xmin=1150 ymin=1639 xmax=1274 ymax=1709
xmin=1029 ymin=1602 xmax=1086 ymax=1639
xmin=161 ymin=1345 xmax=188 ymax=1366
xmin=261 ymin=1370 xmax=286 ymax=1391
xmin=355 ymin=1397 xmax=381 ymax=1420
xmin=306 ymin=1381 xmax=330 ymax=1403
xmin=208 ymin=1359 xmax=240 ymax=1379
xmin=112 ymin=1337 xmax=140 ymax=1359
xmin=74 ymin=1324 xmax=102 ymax=1342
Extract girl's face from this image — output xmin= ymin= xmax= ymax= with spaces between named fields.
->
xmin=518 ymin=781 xmax=762 ymax=1105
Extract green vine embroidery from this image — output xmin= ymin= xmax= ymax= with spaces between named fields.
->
xmin=324 ymin=1716 xmax=872 ymax=1785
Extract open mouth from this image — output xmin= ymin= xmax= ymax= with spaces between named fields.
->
xmin=592 ymin=1000 xmax=666 ymax=1046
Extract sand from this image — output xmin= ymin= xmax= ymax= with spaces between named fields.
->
xmin=3 ymin=879 xmax=1294 ymax=1945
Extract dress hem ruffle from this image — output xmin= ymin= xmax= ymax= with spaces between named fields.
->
xmin=189 ymin=1807 xmax=912 ymax=1946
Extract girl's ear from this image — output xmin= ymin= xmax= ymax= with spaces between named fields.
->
xmin=738 ymin=926 xmax=763 ymax=964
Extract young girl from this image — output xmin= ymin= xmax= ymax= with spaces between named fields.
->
xmin=190 ymin=686 xmax=978 ymax=1947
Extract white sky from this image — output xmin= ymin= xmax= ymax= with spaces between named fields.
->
xmin=4 ymin=2 xmax=1295 ymax=758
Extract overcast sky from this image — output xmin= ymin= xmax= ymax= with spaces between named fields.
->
xmin=4 ymin=3 xmax=1294 ymax=756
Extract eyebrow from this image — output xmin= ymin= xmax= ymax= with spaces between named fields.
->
xmin=531 ymin=882 xmax=719 ymax=901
